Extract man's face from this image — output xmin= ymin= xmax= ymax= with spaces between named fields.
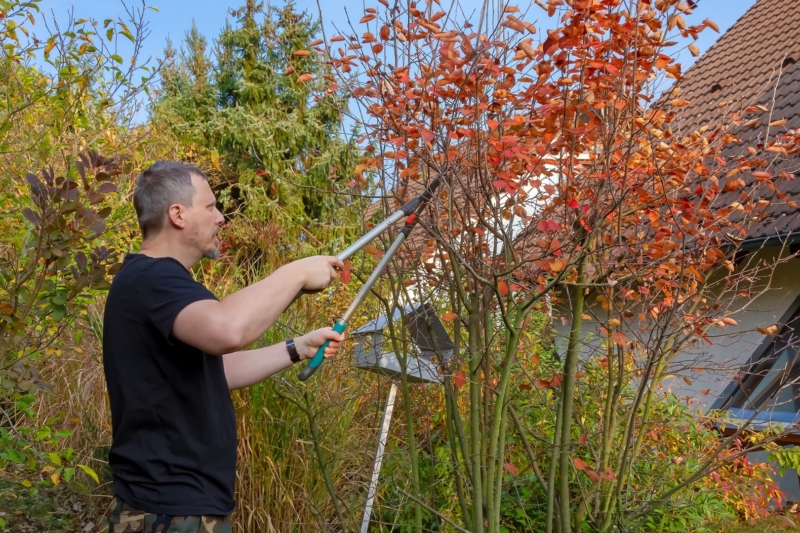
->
xmin=186 ymin=174 xmax=225 ymax=260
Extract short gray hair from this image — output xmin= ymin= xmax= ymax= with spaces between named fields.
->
xmin=133 ymin=161 xmax=208 ymax=239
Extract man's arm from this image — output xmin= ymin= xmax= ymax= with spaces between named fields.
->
xmin=223 ymin=327 xmax=344 ymax=390
xmin=172 ymin=256 xmax=342 ymax=355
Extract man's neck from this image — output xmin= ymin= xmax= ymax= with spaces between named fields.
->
xmin=138 ymin=238 xmax=198 ymax=271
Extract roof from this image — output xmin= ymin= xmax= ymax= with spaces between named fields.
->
xmin=669 ymin=0 xmax=800 ymax=243
xmin=672 ymin=0 xmax=800 ymax=129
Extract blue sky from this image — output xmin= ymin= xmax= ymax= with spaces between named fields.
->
xmin=40 ymin=0 xmax=756 ymax=65
xmin=38 ymin=0 xmax=755 ymax=103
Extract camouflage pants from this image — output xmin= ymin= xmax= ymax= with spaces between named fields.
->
xmin=106 ymin=497 xmax=232 ymax=533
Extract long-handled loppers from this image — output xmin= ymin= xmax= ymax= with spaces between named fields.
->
xmin=298 ymin=177 xmax=442 ymax=381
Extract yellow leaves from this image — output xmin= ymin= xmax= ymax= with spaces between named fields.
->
xmin=671 ymin=99 xmax=690 ymax=107
xmin=293 ymin=50 xmax=311 ymax=57
xmin=769 ymin=118 xmax=788 ymax=128
xmin=44 ymin=36 xmax=56 ymax=59
xmin=704 ymin=18 xmax=720 ymax=33
xmin=78 ymin=464 xmax=100 ymax=483
xmin=211 ymin=152 xmax=221 ymax=172
xmin=688 ymin=43 xmax=700 ymax=57
xmin=51 ymin=472 xmax=61 ymax=486
xmin=757 ymin=325 xmax=779 ymax=335
xmin=21 ymin=480 xmax=32 ymax=488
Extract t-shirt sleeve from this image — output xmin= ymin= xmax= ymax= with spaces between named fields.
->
xmin=140 ymin=259 xmax=218 ymax=344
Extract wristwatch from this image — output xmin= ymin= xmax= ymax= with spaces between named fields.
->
xmin=286 ymin=338 xmax=301 ymax=364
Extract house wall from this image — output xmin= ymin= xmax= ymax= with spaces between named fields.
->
xmin=551 ymin=247 xmax=800 ymax=502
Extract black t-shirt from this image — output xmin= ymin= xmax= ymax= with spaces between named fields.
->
xmin=102 ymin=253 xmax=237 ymax=516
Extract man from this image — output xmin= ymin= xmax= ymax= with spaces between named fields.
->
xmin=102 ymin=161 xmax=344 ymax=532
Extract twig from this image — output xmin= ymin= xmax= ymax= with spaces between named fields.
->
xmin=397 ymin=489 xmax=472 ymax=533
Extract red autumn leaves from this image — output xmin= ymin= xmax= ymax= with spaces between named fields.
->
xmin=573 ymin=457 xmax=617 ymax=483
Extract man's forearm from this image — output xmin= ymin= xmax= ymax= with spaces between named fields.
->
xmin=222 ymin=342 xmax=294 ymax=390
xmin=218 ymin=265 xmax=304 ymax=350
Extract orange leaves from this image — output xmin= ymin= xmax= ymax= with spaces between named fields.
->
xmin=360 ymin=14 xmax=377 ymax=24
xmin=296 ymin=73 xmax=314 ymax=83
xmin=769 ymin=119 xmax=788 ymax=128
xmin=723 ymin=178 xmax=746 ymax=192
xmin=716 ymin=317 xmax=738 ymax=327
xmin=668 ymin=13 xmax=686 ymax=31
xmin=331 ymin=35 xmax=345 ymax=42
xmin=548 ymin=258 xmax=565 ymax=272
xmin=688 ymin=43 xmax=700 ymax=57
xmin=293 ymin=49 xmax=311 ymax=57
xmin=516 ymin=38 xmax=537 ymax=61
xmin=671 ymin=99 xmax=690 ymax=107
xmin=339 ymin=261 xmax=352 ymax=284
xmin=441 ymin=312 xmax=458 ymax=322
xmin=380 ymin=24 xmax=390 ymax=41
xmin=453 ymin=369 xmax=467 ymax=388
xmin=364 ymin=244 xmax=384 ymax=259
xmin=573 ymin=457 xmax=588 ymax=471
xmin=757 ymin=325 xmax=778 ymax=335
xmin=498 ymin=280 xmax=509 ymax=296
xmin=372 ymin=44 xmax=384 ymax=54
xmin=703 ymin=18 xmax=720 ymax=32
xmin=420 ymin=129 xmax=435 ymax=143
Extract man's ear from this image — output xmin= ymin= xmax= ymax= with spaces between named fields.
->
xmin=167 ymin=204 xmax=187 ymax=229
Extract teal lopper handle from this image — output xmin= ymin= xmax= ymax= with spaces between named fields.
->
xmin=298 ymin=321 xmax=348 ymax=381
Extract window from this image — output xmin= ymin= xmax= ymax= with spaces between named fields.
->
xmin=716 ymin=300 xmax=800 ymax=424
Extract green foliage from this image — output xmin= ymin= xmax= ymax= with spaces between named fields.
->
xmin=769 ymin=446 xmax=800 ymax=477
xmin=151 ymin=0 xmax=359 ymax=263
xmin=0 ymin=0 xmax=153 ymax=497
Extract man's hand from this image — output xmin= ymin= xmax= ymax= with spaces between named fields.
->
xmin=291 ymin=255 xmax=344 ymax=291
xmin=295 ymin=327 xmax=345 ymax=360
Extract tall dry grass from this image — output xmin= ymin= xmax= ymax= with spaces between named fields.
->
xmin=31 ymin=246 xmax=398 ymax=531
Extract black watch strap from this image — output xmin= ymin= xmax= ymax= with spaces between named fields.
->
xmin=286 ymin=338 xmax=301 ymax=364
